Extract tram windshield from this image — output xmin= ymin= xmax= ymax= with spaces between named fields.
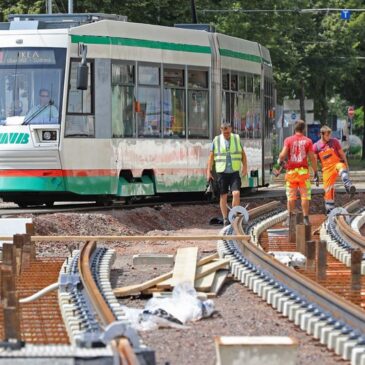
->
xmin=0 ymin=48 xmax=66 ymax=126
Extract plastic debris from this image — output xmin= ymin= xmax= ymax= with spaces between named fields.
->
xmin=268 ymin=251 xmax=306 ymax=268
xmin=123 ymin=282 xmax=215 ymax=331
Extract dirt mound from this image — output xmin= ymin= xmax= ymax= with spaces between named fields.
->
xmin=34 ymin=213 xmax=139 ymax=236
xmin=108 ymin=204 xmax=221 ymax=232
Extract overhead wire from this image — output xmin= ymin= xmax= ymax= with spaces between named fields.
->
xmin=199 ymin=8 xmax=365 ymax=14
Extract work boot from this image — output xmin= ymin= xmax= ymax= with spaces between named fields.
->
xmin=346 ymin=185 xmax=356 ymax=199
xmin=223 ymin=218 xmax=230 ymax=227
xmin=303 ymin=216 xmax=310 ymax=225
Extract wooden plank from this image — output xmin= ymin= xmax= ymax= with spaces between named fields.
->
xmin=210 ymin=269 xmax=229 ymax=296
xmin=0 ymin=235 xmax=250 ymax=242
xmin=157 ymin=259 xmax=229 ymax=289
xmin=113 ymin=252 xmax=218 ymax=297
xmin=152 ymin=291 xmax=210 ymax=300
xmin=215 ymin=336 xmax=298 ymax=365
xmin=195 ymin=271 xmax=216 ymax=292
xmin=133 ymin=254 xmax=174 ymax=266
xmin=169 ymin=247 xmax=198 ymax=287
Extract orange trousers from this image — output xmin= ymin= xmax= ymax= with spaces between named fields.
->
xmin=285 ymin=167 xmax=311 ymax=201
xmin=323 ymin=162 xmax=347 ymax=201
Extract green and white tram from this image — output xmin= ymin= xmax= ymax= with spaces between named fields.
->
xmin=0 ymin=13 xmax=274 ymax=206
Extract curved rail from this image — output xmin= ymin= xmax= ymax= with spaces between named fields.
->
xmin=232 ymin=216 xmax=365 ymax=333
xmin=78 ymin=241 xmax=139 ymax=365
xmin=334 ymin=200 xmax=365 ymax=251
xmin=247 ymin=201 xmax=281 ymax=220
xmin=336 ymin=216 xmax=365 ymax=250
xmin=78 ymin=241 xmax=116 ymax=326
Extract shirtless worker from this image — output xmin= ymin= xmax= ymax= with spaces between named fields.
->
xmin=313 ymin=125 xmax=356 ymax=214
xmin=277 ymin=120 xmax=318 ymax=225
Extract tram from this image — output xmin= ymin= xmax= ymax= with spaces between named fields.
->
xmin=0 ymin=13 xmax=275 ymax=206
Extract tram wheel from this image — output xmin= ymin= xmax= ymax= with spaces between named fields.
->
xmin=45 ymin=201 xmax=54 ymax=208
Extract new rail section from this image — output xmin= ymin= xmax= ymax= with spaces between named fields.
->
xmin=219 ymin=202 xmax=365 ymax=364
xmin=1 ymin=200 xmax=365 ymax=363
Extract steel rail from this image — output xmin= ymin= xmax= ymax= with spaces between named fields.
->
xmin=0 ymin=190 xmax=303 ymax=216
xmin=336 ymin=216 xmax=365 ymax=250
xmin=78 ymin=241 xmax=116 ymax=326
xmin=335 ymin=199 xmax=365 ymax=251
xmin=247 ymin=201 xmax=281 ymax=220
xmin=78 ymin=241 xmax=139 ymax=365
xmin=232 ymin=216 xmax=365 ymax=333
xmin=344 ymin=199 xmax=362 ymax=214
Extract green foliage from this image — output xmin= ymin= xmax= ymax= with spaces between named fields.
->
xmin=1 ymin=0 xmax=365 ymax=155
xmin=352 ymin=107 xmax=364 ymax=135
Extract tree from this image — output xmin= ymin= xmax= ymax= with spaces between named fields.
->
xmin=340 ymin=7 xmax=365 ymax=158
xmin=203 ymin=0 xmax=356 ymax=124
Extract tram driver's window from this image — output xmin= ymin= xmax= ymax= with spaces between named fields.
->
xmin=188 ymin=69 xmax=209 ymax=139
xmin=65 ymin=60 xmax=94 ymax=137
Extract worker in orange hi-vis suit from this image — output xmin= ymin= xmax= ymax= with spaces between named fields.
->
xmin=313 ymin=125 xmax=356 ymax=214
xmin=277 ymin=120 xmax=318 ymax=226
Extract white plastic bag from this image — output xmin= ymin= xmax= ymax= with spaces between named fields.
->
xmin=123 ymin=282 xmax=215 ymax=331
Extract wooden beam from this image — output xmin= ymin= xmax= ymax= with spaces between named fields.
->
xmin=0 ymin=235 xmax=250 ymax=242
xmin=210 ymin=269 xmax=229 ymax=295
xmin=170 ymin=247 xmax=198 ymax=287
xmin=113 ymin=253 xmax=218 ymax=297
xmin=195 ymin=271 xmax=216 ymax=292
xmin=157 ymin=259 xmax=229 ymax=289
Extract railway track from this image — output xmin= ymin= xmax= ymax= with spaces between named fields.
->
xmin=219 ymin=202 xmax=365 ymax=365
xmin=0 ymin=233 xmax=155 ymax=364
xmin=1 ymin=199 xmax=365 ymax=364
xmin=0 ymin=189 xmax=325 ymax=216
xmin=321 ymin=200 xmax=365 ymax=272
xmin=59 ymin=241 xmax=154 ymax=364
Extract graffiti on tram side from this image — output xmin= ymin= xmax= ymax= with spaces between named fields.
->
xmin=0 ymin=133 xmax=29 ymax=144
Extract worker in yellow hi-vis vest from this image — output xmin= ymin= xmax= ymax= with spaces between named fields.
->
xmin=207 ymin=122 xmax=248 ymax=226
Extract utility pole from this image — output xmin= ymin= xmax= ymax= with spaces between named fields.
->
xmin=68 ymin=0 xmax=73 ymax=14
xmin=47 ymin=0 xmax=52 ymax=14
xmin=191 ymin=0 xmax=198 ymax=23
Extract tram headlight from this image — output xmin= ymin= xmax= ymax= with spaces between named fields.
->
xmin=42 ymin=130 xmax=57 ymax=141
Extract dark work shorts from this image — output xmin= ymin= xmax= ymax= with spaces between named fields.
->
xmin=217 ymin=171 xmax=241 ymax=195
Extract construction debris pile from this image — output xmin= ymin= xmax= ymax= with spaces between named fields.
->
xmin=114 ymin=247 xmax=230 ymax=330
xmin=114 ymin=247 xmax=229 ymax=299
xmin=123 ymin=282 xmax=215 ymax=330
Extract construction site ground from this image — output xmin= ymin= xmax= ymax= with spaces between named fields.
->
xmin=12 ymin=192 xmax=365 ymax=364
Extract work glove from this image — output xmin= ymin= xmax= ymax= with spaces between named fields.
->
xmin=272 ymin=159 xmax=285 ymax=177
xmin=313 ymin=171 xmax=319 ymax=186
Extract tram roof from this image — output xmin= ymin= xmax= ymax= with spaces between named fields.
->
xmin=0 ymin=13 xmax=127 ymax=30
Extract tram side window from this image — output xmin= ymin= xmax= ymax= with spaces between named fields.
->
xmin=163 ymin=68 xmax=185 ymax=138
xmin=65 ymin=61 xmax=94 ymax=137
xmin=222 ymin=71 xmax=240 ymax=135
xmin=231 ymin=72 xmax=261 ymax=139
xmin=111 ymin=63 xmax=135 ymax=138
xmin=254 ymin=75 xmax=262 ymax=139
xmin=264 ymin=77 xmax=274 ymax=138
xmin=136 ymin=65 xmax=161 ymax=137
xmin=188 ymin=70 xmax=209 ymax=139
